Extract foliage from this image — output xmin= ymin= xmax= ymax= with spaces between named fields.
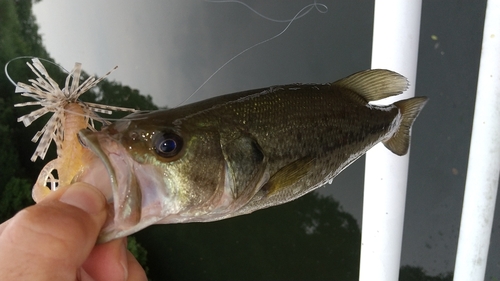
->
xmin=399 ymin=265 xmax=453 ymax=281
xmin=0 ymin=177 xmax=32 ymax=222
xmin=0 ymin=98 xmax=19 ymax=185
xmin=127 ymin=236 xmax=150 ymax=275
xmin=0 ymin=0 xmax=52 ymax=221
xmin=91 ymin=79 xmax=159 ymax=112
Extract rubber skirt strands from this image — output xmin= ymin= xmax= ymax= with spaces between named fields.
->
xmin=12 ymin=58 xmax=137 ymax=201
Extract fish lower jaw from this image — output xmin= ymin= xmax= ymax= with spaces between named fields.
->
xmin=98 ymin=214 xmax=162 ymax=243
xmin=77 ymin=161 xmax=160 ymax=242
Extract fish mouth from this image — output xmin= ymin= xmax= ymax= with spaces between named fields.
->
xmin=76 ymin=129 xmax=143 ymax=242
xmin=77 ymin=129 xmax=119 ymax=200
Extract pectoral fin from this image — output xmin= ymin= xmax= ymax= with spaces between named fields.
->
xmin=263 ymin=156 xmax=314 ymax=197
xmin=222 ymin=134 xmax=268 ymax=201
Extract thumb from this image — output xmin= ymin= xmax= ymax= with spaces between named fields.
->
xmin=0 ymin=182 xmax=107 ymax=280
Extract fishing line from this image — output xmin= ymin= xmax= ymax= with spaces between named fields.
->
xmin=5 ymin=56 xmax=69 ymax=87
xmin=177 ymin=0 xmax=328 ymax=106
xmin=205 ymin=0 xmax=327 ymax=23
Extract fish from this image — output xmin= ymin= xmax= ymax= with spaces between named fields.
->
xmin=72 ymin=69 xmax=428 ymax=242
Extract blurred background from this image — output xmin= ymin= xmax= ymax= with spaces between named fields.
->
xmin=0 ymin=1 xmax=498 ymax=280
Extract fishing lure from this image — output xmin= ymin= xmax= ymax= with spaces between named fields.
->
xmin=13 ymin=58 xmax=136 ymax=202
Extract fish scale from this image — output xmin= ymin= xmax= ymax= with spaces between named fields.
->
xmin=207 ymin=85 xmax=397 ymax=210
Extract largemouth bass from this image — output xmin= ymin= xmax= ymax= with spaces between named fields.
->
xmin=74 ymin=69 xmax=428 ymax=242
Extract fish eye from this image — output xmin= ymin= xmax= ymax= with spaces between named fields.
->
xmin=154 ymin=132 xmax=183 ymax=158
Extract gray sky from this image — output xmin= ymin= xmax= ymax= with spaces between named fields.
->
xmin=33 ymin=1 xmax=372 ymax=107
xmin=33 ymin=0 xmax=498 ymax=278
xmin=34 ymin=1 xmax=198 ymax=107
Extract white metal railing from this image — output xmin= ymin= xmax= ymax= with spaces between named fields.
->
xmin=360 ymin=1 xmax=499 ymax=280
xmin=360 ymin=1 xmax=422 ymax=281
xmin=453 ymin=0 xmax=500 ymax=280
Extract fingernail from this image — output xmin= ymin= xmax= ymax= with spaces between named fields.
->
xmin=59 ymin=183 xmax=106 ymax=215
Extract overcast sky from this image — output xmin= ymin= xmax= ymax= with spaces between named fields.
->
xmin=32 ymin=0 xmax=498 ymax=278
xmin=33 ymin=1 xmax=368 ymax=108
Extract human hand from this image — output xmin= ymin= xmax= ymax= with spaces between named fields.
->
xmin=0 ymin=182 xmax=147 ymax=281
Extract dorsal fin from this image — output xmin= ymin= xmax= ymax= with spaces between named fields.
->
xmin=332 ymin=69 xmax=409 ymax=102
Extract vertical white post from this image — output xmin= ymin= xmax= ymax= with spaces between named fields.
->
xmin=453 ymin=1 xmax=500 ymax=280
xmin=359 ymin=1 xmax=422 ymax=281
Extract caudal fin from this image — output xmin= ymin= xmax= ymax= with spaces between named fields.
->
xmin=383 ymin=97 xmax=429 ymax=156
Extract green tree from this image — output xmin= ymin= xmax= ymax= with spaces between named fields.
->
xmin=0 ymin=0 xmax=51 ymax=220
xmin=0 ymin=177 xmax=32 ymax=222
xmin=91 ymin=79 xmax=159 ymax=112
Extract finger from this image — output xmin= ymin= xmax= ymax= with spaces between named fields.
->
xmin=0 ymin=182 xmax=106 ymax=281
xmin=126 ymin=251 xmax=148 ymax=281
xmin=83 ymin=237 xmax=147 ymax=281
xmin=82 ymin=238 xmax=128 ymax=281
xmin=0 ymin=218 xmax=12 ymax=236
